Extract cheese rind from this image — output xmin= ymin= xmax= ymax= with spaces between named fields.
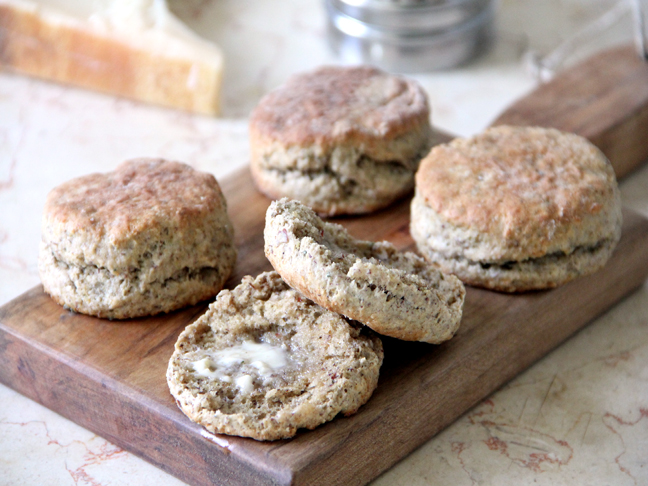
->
xmin=0 ymin=0 xmax=223 ymax=115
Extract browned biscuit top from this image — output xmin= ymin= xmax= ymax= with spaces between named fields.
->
xmin=44 ymin=158 xmax=227 ymax=245
xmin=415 ymin=126 xmax=618 ymax=256
xmin=249 ymin=65 xmax=430 ymax=147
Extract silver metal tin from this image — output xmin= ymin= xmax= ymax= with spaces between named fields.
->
xmin=325 ymin=0 xmax=495 ymax=72
xmin=328 ymin=0 xmax=492 ymax=32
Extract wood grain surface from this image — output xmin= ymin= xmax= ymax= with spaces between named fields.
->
xmin=492 ymin=44 xmax=648 ymax=179
xmin=1 ymin=44 xmax=648 ymax=486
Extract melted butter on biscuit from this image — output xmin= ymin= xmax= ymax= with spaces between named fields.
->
xmin=235 ymin=375 xmax=255 ymax=394
xmin=191 ymin=357 xmax=232 ymax=382
xmin=191 ymin=341 xmax=289 ymax=392
xmin=215 ymin=341 xmax=289 ymax=371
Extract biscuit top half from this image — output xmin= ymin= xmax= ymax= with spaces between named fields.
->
xmin=249 ymin=65 xmax=430 ymax=148
xmin=415 ymin=126 xmax=621 ymax=259
xmin=43 ymin=158 xmax=228 ymax=245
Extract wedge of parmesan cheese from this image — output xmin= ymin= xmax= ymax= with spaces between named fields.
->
xmin=0 ymin=0 xmax=223 ymax=115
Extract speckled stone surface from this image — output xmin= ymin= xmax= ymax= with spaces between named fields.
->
xmin=2 ymin=1 xmax=647 ymax=485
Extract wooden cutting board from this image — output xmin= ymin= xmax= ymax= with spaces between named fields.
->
xmin=1 ymin=45 xmax=648 ymax=486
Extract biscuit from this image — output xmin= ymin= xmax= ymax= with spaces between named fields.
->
xmin=249 ymin=65 xmax=433 ymax=216
xmin=411 ymin=125 xmax=623 ymax=292
xmin=38 ymin=158 xmax=237 ymax=319
xmin=166 ymin=271 xmax=383 ymax=441
xmin=264 ymin=199 xmax=465 ymax=344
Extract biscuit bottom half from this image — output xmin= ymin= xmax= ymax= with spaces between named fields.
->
xmin=167 ymin=271 xmax=383 ymax=441
xmin=410 ymin=192 xmax=622 ymax=292
xmin=414 ymin=240 xmax=619 ymax=293
xmin=250 ymin=127 xmax=433 ymax=217
xmin=38 ymin=243 xmax=236 ymax=319
xmin=251 ymin=155 xmax=416 ymax=217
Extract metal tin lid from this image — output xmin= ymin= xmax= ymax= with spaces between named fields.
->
xmin=325 ymin=0 xmax=495 ymax=72
xmin=328 ymin=0 xmax=492 ymax=33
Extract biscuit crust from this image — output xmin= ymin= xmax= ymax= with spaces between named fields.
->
xmin=39 ymin=158 xmax=237 ymax=318
xmin=411 ymin=126 xmax=622 ymax=291
xmin=167 ymin=271 xmax=383 ymax=441
xmin=264 ymin=199 xmax=465 ymax=344
xmin=250 ymin=66 xmax=432 ymax=216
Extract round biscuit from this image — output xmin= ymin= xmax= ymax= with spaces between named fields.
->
xmin=264 ymin=199 xmax=465 ymax=344
xmin=38 ymin=158 xmax=237 ymax=318
xmin=166 ymin=271 xmax=383 ymax=441
xmin=411 ymin=125 xmax=622 ymax=291
xmin=249 ymin=65 xmax=433 ymax=216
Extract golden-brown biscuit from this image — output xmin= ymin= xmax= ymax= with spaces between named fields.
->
xmin=249 ymin=65 xmax=433 ymax=216
xmin=167 ymin=271 xmax=383 ymax=441
xmin=264 ymin=199 xmax=465 ymax=344
xmin=38 ymin=158 xmax=236 ymax=318
xmin=411 ymin=125 xmax=622 ymax=292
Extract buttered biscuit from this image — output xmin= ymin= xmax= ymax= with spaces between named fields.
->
xmin=250 ymin=65 xmax=433 ymax=216
xmin=264 ymin=199 xmax=465 ymax=344
xmin=411 ymin=125 xmax=622 ymax=292
xmin=167 ymin=271 xmax=383 ymax=441
xmin=38 ymin=158 xmax=237 ymax=318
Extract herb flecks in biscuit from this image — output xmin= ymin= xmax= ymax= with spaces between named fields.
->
xmin=39 ymin=158 xmax=237 ymax=319
xmin=264 ymin=199 xmax=465 ymax=344
xmin=249 ymin=65 xmax=433 ymax=216
xmin=411 ymin=125 xmax=622 ymax=292
xmin=167 ymin=271 xmax=383 ymax=441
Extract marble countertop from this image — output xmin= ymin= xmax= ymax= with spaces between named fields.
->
xmin=1 ymin=1 xmax=647 ymax=485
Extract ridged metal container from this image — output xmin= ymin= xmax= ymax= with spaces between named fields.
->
xmin=325 ymin=0 xmax=495 ymax=72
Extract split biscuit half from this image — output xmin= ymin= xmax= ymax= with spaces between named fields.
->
xmin=250 ymin=65 xmax=433 ymax=216
xmin=167 ymin=271 xmax=383 ymax=441
xmin=264 ymin=198 xmax=465 ymax=344
xmin=411 ymin=125 xmax=623 ymax=292
xmin=38 ymin=158 xmax=237 ymax=319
